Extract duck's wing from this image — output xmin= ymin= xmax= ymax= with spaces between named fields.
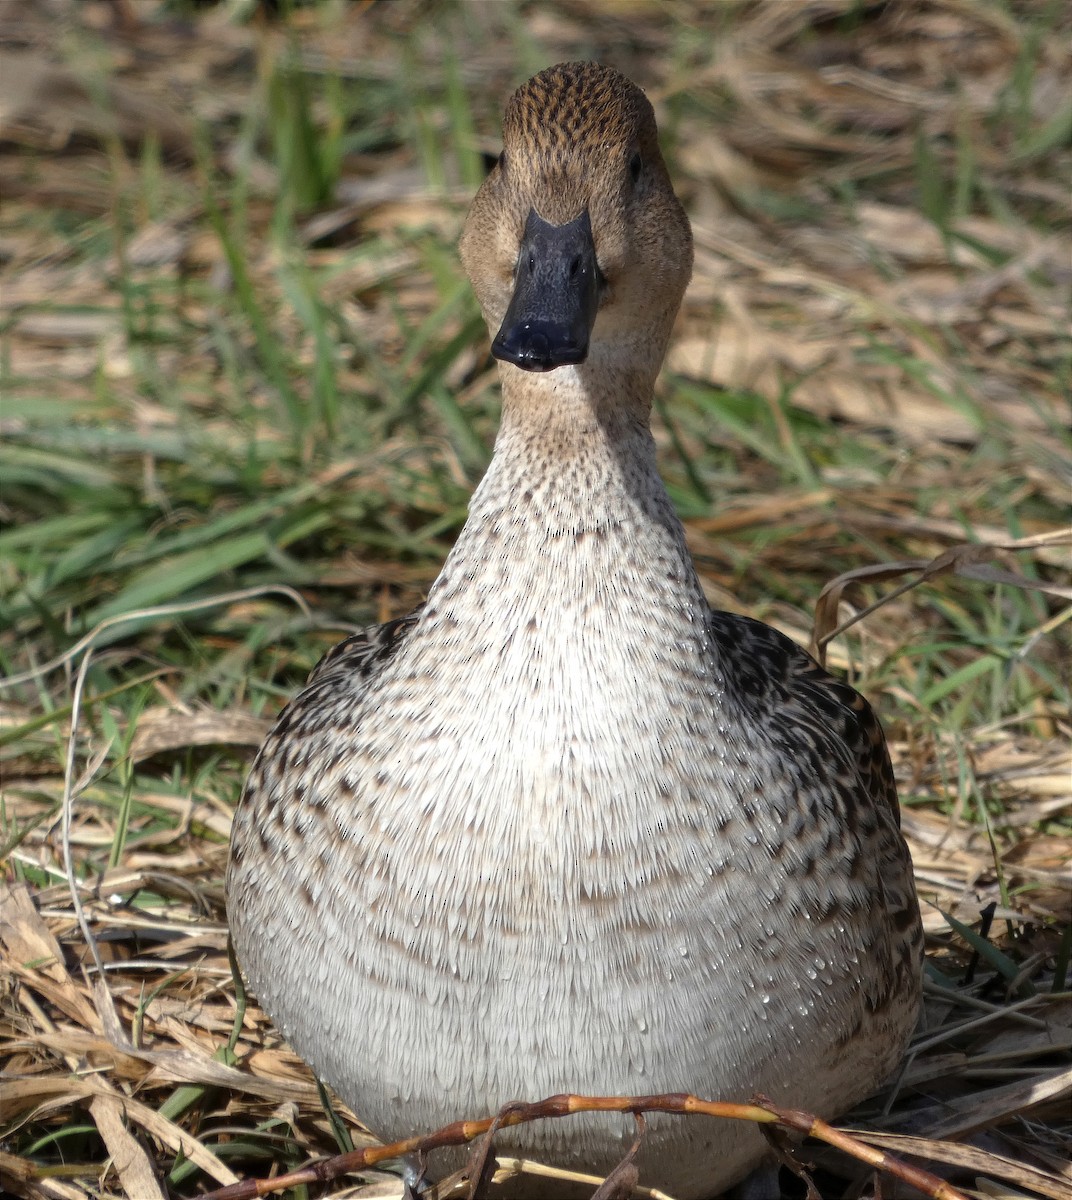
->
xmin=257 ymin=608 xmax=423 ymax=748
xmin=709 ymin=610 xmax=924 ymax=999
xmin=709 ymin=611 xmax=904 ymax=822
xmin=782 ymin=640 xmax=904 ymax=828
xmin=306 ymin=606 xmax=423 ymax=686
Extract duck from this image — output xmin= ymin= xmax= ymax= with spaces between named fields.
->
xmin=227 ymin=61 xmax=923 ymax=1199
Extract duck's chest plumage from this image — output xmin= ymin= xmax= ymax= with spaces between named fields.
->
xmin=242 ymin=429 xmax=744 ymax=947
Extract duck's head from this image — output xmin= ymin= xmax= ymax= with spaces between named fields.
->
xmin=460 ymin=62 xmax=693 ymax=382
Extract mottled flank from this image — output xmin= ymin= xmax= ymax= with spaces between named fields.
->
xmin=227 ymin=61 xmax=923 ymax=1200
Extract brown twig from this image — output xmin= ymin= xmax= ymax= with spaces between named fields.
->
xmin=808 ymin=529 xmax=1072 ymax=666
xmin=199 ymin=1091 xmax=971 ymax=1200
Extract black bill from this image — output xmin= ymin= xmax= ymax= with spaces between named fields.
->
xmin=492 ymin=208 xmax=602 ymax=372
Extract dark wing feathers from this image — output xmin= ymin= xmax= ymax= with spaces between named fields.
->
xmin=306 ymin=607 xmax=423 ymax=686
xmin=784 ymin=646 xmax=904 ymax=828
xmin=710 ymin=609 xmax=923 ymax=977
xmin=710 ymin=610 xmax=901 ymax=820
xmin=260 ymin=608 xmax=422 ymax=747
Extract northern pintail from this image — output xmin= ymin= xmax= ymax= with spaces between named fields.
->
xmin=227 ymin=62 xmax=923 ymax=1198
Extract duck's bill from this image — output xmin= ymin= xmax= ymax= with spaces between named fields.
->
xmin=492 ymin=208 xmax=602 ymax=372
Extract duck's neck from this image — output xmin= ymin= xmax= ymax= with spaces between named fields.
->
xmin=427 ymin=360 xmax=708 ymax=619
xmin=392 ymin=363 xmax=716 ymax=866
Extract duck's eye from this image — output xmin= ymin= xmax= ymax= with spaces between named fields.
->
xmin=628 ymin=150 xmax=643 ymax=184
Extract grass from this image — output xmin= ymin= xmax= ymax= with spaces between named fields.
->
xmin=1 ymin=1 xmax=1070 ymax=1198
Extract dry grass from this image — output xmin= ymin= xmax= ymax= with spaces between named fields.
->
xmin=1 ymin=1 xmax=1069 ymax=1197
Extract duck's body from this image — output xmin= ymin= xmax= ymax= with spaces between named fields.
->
xmin=228 ymin=63 xmax=922 ymax=1198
